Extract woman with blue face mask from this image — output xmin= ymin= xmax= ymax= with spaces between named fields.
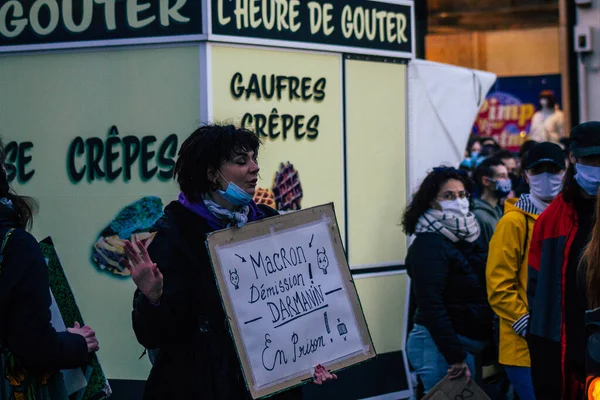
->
xmin=527 ymin=121 xmax=600 ymax=400
xmin=122 ymin=124 xmax=337 ymax=400
xmin=403 ymin=167 xmax=493 ymax=394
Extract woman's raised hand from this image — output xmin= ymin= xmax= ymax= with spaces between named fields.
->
xmin=123 ymin=240 xmax=163 ymax=304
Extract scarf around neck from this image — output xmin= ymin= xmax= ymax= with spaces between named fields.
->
xmin=203 ymin=196 xmax=250 ymax=228
xmin=414 ymin=209 xmax=480 ymax=243
xmin=177 ymin=192 xmax=265 ymax=230
xmin=515 ymin=193 xmax=547 ymax=215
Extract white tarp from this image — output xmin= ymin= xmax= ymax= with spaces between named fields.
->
xmin=407 ymin=59 xmax=496 ymax=193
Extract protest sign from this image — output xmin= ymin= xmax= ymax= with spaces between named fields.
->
xmin=423 ymin=376 xmax=490 ymax=400
xmin=207 ymin=203 xmax=375 ymax=399
xmin=40 ymin=237 xmax=112 ymax=400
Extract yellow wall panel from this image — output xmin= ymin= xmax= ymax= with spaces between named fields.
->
xmin=354 ymin=273 xmax=409 ymax=353
xmin=211 ymin=45 xmax=345 ymax=235
xmin=1 ymin=46 xmax=201 ymax=380
xmin=345 ymin=60 xmax=407 ymax=268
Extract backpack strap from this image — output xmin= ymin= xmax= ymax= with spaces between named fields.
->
xmin=0 ymin=228 xmax=15 ymax=274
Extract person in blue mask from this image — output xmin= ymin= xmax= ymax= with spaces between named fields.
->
xmin=473 ymin=157 xmax=512 ymax=245
xmin=123 ymin=124 xmax=337 ymax=400
xmin=460 ymin=137 xmax=484 ymax=175
xmin=527 ymin=121 xmax=600 ymax=400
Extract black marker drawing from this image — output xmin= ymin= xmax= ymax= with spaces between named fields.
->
xmin=325 ymin=287 xmax=342 ymax=296
xmin=324 ymin=311 xmax=331 ymax=334
xmin=229 ymin=269 xmax=240 ymax=290
xmin=454 ymin=388 xmax=474 ymax=400
xmin=244 ymin=316 xmax=262 ymax=325
xmin=273 ymin=304 xmax=329 ymax=329
xmin=309 ymin=234 xmax=314 ymax=248
xmin=308 ymin=262 xmax=313 ymax=282
xmin=235 ymin=254 xmax=247 ymax=262
xmin=337 ymin=318 xmax=348 ymax=336
xmin=262 ymin=334 xmax=288 ymax=371
xmin=317 ymin=248 xmax=329 ymax=275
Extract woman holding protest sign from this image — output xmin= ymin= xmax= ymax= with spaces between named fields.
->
xmin=125 ymin=124 xmax=336 ymax=400
xmin=0 ymin=142 xmax=99 ymax=399
xmin=403 ymin=166 xmax=493 ymax=394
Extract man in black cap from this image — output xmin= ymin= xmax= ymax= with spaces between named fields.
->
xmin=527 ymin=121 xmax=600 ymax=399
xmin=486 ymin=142 xmax=565 ymax=400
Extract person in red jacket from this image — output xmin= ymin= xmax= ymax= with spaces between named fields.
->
xmin=528 ymin=121 xmax=600 ymax=399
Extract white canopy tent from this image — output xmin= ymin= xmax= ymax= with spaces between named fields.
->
xmin=407 ymin=59 xmax=497 ymax=193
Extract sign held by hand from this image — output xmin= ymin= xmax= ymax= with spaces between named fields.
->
xmin=207 ymin=203 xmax=375 ymax=399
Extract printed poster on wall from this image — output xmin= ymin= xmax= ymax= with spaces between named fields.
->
xmin=207 ymin=204 xmax=375 ymax=399
xmin=210 ymin=45 xmax=345 ymax=237
xmin=472 ymin=74 xmax=562 ymax=152
xmin=1 ymin=46 xmax=201 ymax=380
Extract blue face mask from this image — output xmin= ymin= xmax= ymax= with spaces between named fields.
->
xmin=493 ymin=178 xmax=512 ymax=198
xmin=575 ymin=163 xmax=600 ymax=196
xmin=217 ymin=173 xmax=253 ymax=206
xmin=470 ymin=151 xmax=480 ymax=159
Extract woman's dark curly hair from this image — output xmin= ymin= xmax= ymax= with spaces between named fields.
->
xmin=174 ymin=124 xmax=261 ymax=203
xmin=402 ymin=166 xmax=474 ymax=235
xmin=0 ymin=141 xmax=38 ymax=230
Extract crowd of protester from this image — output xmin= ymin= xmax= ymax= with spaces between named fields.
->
xmin=406 ymin=122 xmax=600 ymax=400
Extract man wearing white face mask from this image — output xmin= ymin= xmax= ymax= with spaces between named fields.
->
xmin=486 ymin=142 xmax=565 ymax=400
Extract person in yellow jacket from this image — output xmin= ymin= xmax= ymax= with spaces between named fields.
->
xmin=486 ymin=142 xmax=566 ymax=400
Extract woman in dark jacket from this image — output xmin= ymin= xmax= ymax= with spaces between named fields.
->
xmin=124 ymin=124 xmax=336 ymax=400
xmin=0 ymin=149 xmax=99 ymax=396
xmin=404 ymin=167 xmax=493 ymax=393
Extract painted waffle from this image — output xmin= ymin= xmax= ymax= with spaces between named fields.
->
xmin=272 ymin=162 xmax=303 ymax=211
xmin=253 ymin=187 xmax=276 ymax=208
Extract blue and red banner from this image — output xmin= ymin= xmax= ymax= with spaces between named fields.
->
xmin=472 ymin=74 xmax=562 ymax=152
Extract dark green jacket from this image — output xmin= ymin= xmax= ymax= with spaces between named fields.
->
xmin=472 ymin=198 xmax=503 ymax=245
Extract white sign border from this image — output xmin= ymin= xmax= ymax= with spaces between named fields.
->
xmin=213 ymin=218 xmax=370 ymax=392
xmin=206 ymin=204 xmax=376 ymax=399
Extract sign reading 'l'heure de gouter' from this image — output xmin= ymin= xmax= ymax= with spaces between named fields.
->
xmin=212 ymin=0 xmax=413 ymax=54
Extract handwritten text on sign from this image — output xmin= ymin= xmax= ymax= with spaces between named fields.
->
xmin=215 ymin=219 xmax=363 ymax=389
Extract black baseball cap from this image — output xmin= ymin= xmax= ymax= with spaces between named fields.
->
xmin=523 ymin=142 xmax=566 ymax=170
xmin=570 ymin=121 xmax=600 ymax=157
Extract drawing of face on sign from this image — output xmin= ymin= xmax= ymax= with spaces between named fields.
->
xmin=229 ymin=269 xmax=240 ymax=290
xmin=317 ymin=248 xmax=329 ymax=275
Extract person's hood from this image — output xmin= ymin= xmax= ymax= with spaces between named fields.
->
xmin=504 ymin=197 xmax=539 ymax=220
xmin=472 ymin=197 xmax=501 ymax=216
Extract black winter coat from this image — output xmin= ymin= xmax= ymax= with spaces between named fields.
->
xmin=407 ymin=232 xmax=493 ymax=365
xmin=132 ymin=201 xmax=302 ymax=400
xmin=0 ymin=226 xmax=88 ymax=374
